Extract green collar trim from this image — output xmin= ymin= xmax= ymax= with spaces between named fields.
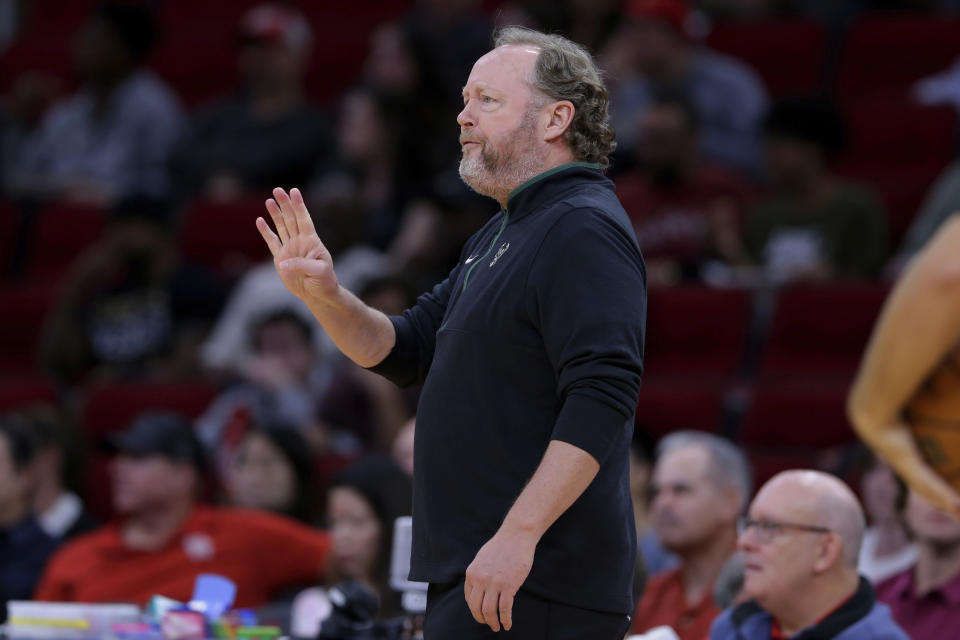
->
xmin=507 ymin=161 xmax=602 ymax=204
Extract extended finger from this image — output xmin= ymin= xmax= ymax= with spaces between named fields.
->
xmin=499 ymin=589 xmax=515 ymax=631
xmin=290 ymin=187 xmax=315 ymax=236
xmin=256 ymin=216 xmax=282 ymax=257
xmin=273 ymin=187 xmax=300 ymax=238
xmin=465 ymin=583 xmax=485 ymax=625
xmin=481 ymin=586 xmax=501 ymax=632
xmin=266 ymin=195 xmax=290 ymax=244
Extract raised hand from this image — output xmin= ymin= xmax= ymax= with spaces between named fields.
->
xmin=257 ymin=187 xmax=339 ymax=304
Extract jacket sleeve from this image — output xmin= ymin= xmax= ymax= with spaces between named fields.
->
xmin=528 ymin=207 xmax=646 ymax=465
xmin=367 ymin=264 xmax=460 ymax=388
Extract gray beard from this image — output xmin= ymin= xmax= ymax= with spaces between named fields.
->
xmin=458 ymin=145 xmax=543 ymax=204
xmin=458 ymin=109 xmax=545 ymax=204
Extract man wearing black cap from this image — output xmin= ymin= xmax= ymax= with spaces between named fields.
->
xmin=34 ymin=411 xmax=330 ymax=608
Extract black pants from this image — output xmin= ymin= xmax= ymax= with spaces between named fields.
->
xmin=423 ymin=579 xmax=632 ymax=640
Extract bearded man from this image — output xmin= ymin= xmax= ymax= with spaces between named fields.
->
xmin=256 ymin=26 xmax=646 ymax=639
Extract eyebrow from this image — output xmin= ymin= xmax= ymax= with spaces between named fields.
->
xmin=462 ymin=83 xmax=496 ymax=97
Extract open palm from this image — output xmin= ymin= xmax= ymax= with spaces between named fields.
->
xmin=256 ymin=187 xmax=339 ymax=303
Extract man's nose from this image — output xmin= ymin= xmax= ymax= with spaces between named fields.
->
xmin=737 ymin=528 xmax=757 ymax=550
xmin=457 ymin=101 xmax=475 ymax=128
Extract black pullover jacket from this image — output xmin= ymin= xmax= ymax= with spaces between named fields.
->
xmin=371 ymin=162 xmax=647 ymax=614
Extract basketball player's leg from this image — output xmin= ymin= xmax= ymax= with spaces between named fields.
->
xmin=423 ymin=579 xmax=631 ymax=639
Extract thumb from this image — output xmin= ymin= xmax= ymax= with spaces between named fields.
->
xmin=279 ymin=257 xmax=330 ymax=278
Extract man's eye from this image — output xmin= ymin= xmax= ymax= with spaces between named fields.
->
xmin=481 ymin=95 xmax=494 ymax=103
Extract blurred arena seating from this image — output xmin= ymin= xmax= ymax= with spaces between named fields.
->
xmin=2 ymin=2 xmax=956 ymax=513
xmin=705 ymin=19 xmax=827 ymax=98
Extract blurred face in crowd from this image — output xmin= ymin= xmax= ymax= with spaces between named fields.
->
xmin=457 ymin=45 xmax=548 ymax=203
xmin=74 ymin=17 xmax=129 ymax=83
xmin=228 ymin=432 xmax=296 ymax=515
xmin=111 ymin=454 xmax=195 ymax=514
xmin=0 ymin=432 xmax=29 ymax=522
xmin=628 ymin=446 xmax=651 ymax=506
xmin=364 ymin=23 xmax=418 ymax=95
xmin=639 ymin=103 xmax=697 ymax=183
xmin=905 ymin=490 xmax=960 ymax=549
xmin=764 ymin=136 xmax=824 ymax=193
xmin=650 ymin=444 xmax=738 ymax=553
xmin=861 ymin=460 xmax=901 ymax=525
xmin=338 ymin=91 xmax=388 ymax=165
xmin=254 ymin=318 xmax=314 ymax=382
xmin=238 ymin=38 xmax=308 ymax=95
xmin=738 ymin=476 xmax=834 ymax=611
xmin=328 ymin=487 xmax=382 ymax=581
xmin=628 ymin=20 xmax=684 ymax=78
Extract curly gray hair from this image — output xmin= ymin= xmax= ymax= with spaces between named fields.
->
xmin=494 ymin=26 xmax=617 ymax=170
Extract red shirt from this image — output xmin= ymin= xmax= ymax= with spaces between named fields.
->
xmin=632 ymin=568 xmax=720 ymax=640
xmin=875 ymin=566 xmax=960 ymax=640
xmin=616 ymin=166 xmax=752 ymax=265
xmin=34 ymin=507 xmax=330 ymax=608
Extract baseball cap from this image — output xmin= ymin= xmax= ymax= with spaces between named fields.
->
xmin=104 ymin=411 xmax=206 ymax=472
xmin=238 ymin=3 xmax=312 ymax=49
xmin=625 ymin=0 xmax=689 ymax=35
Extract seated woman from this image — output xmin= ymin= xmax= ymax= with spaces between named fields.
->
xmin=290 ymin=455 xmax=412 ymax=636
xmin=224 ymin=425 xmax=318 ymax=525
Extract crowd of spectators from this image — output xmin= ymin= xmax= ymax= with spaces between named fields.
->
xmin=3 ymin=0 xmax=960 ymax=636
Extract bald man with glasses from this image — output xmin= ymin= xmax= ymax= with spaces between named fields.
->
xmin=711 ymin=470 xmax=908 ymax=640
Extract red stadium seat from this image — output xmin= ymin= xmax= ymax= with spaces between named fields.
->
xmin=25 ymin=203 xmax=105 ymax=280
xmin=301 ymin=2 xmax=413 ymax=103
xmin=838 ymin=15 xmax=960 ymax=102
xmin=0 ymin=200 xmax=18 ymax=279
xmin=834 ymin=101 xmax=956 ymax=247
xmin=149 ymin=1 xmax=411 ymax=106
xmin=643 ymin=286 xmax=751 ymax=380
xmin=0 ymin=281 xmax=58 ymax=370
xmin=758 ymin=284 xmax=889 ymax=380
xmin=745 ymin=448 xmax=821 ymax=493
xmin=706 ymin=20 xmax=826 ymax=97
xmin=148 ymin=34 xmax=237 ymax=107
xmin=81 ymin=380 xmax=219 ymax=439
xmin=0 ymin=0 xmax=95 ymax=92
xmin=740 ymin=382 xmax=856 ymax=449
xmin=635 ymin=381 xmax=726 ymax=439
xmin=740 ymin=380 xmax=861 ymax=491
xmin=840 ymin=101 xmax=956 ymax=171
xmin=0 ymin=373 xmax=59 ymax=412
xmin=178 ymin=198 xmax=272 ymax=278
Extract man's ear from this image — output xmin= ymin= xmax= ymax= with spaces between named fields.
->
xmin=812 ymin=532 xmax=844 ymax=574
xmin=543 ymin=100 xmax=575 ymax=143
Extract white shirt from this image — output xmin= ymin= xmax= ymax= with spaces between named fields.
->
xmin=858 ymin=527 xmax=918 ymax=583
xmin=37 ymin=492 xmax=84 ymax=539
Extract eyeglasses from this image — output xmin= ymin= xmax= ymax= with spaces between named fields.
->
xmin=738 ymin=517 xmax=832 ymax=544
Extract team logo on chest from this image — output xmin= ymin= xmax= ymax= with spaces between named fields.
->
xmin=489 ymin=242 xmax=511 ymax=267
xmin=182 ymin=532 xmax=215 ymax=561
